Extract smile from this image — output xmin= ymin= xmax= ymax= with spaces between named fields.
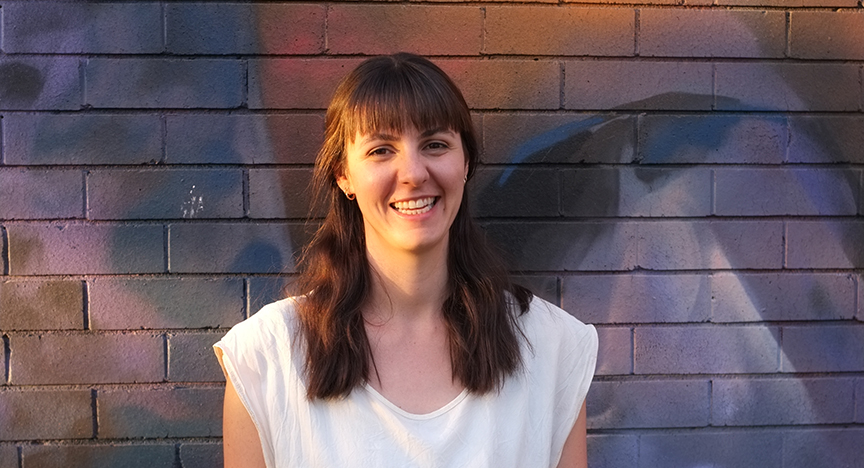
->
xmin=391 ymin=197 xmax=438 ymax=215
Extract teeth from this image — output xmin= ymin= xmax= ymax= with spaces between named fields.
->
xmin=392 ymin=197 xmax=436 ymax=214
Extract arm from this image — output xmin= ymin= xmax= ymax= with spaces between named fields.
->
xmin=221 ymin=364 xmax=267 ymax=468
xmin=556 ymin=400 xmax=588 ymax=468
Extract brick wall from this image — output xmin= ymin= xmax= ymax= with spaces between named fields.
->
xmin=0 ymin=1 xmax=861 ymax=467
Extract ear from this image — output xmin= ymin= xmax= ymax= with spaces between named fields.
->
xmin=336 ymin=172 xmax=352 ymax=195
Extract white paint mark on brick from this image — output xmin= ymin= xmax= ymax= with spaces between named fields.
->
xmin=181 ymin=185 xmax=204 ymax=218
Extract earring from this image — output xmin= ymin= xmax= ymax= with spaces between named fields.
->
xmin=345 ymin=192 xmax=355 ymax=200
xmin=463 ymin=175 xmax=468 ymax=183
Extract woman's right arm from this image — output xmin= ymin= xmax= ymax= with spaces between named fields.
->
xmin=222 ymin=374 xmax=267 ymax=468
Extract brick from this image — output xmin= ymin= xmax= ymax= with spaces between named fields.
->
xmin=22 ymin=444 xmax=175 ymax=468
xmin=99 ymin=387 xmax=221 ymax=438
xmin=0 ymin=280 xmax=83 ymax=330
xmin=0 ymin=169 xmax=83 ymax=219
xmin=470 ymin=168 xmax=559 ymax=217
xmin=167 ymin=3 xmax=324 ymax=54
xmin=482 ymin=222 xmax=638 ymax=272
xmin=482 ymin=113 xmax=636 ymax=164
xmin=249 ymin=58 xmax=363 ymax=109
xmin=168 ymin=332 xmax=227 ymax=382
xmin=169 ymin=223 xmax=303 ymax=274
xmin=715 ymin=168 xmax=858 ymax=216
xmin=10 ymin=333 xmax=164 ymax=384
xmin=3 ymin=3 xmax=161 ymax=53
xmin=783 ymin=429 xmax=864 ymax=468
xmin=587 ymin=380 xmax=709 ymax=429
xmin=7 ymin=224 xmax=164 ymax=275
xmin=638 ymin=221 xmax=783 ymax=270
xmin=486 ymin=6 xmax=634 ymax=56
xmin=0 ymin=446 xmax=16 ymax=468
xmin=4 ymin=114 xmax=163 ymax=165
xmin=640 ymin=9 xmax=785 ymax=58
xmin=438 ymin=60 xmax=560 ymax=110
xmin=594 ymin=327 xmax=631 ymax=375
xmin=562 ymin=167 xmax=711 ymax=217
xmin=0 ymin=390 xmax=92 ymax=440
xmin=0 ymin=57 xmax=80 ymax=110
xmin=790 ymin=12 xmax=864 ymax=60
xmin=638 ymin=114 xmax=787 ymax=164
xmin=249 ymin=277 xmax=293 ymax=315
xmin=180 ymin=443 xmax=223 ymax=468
xmin=715 ymin=63 xmax=860 ymax=112
xmin=166 ymin=114 xmax=324 ymax=164
xmin=565 ymin=61 xmax=712 ymax=110
xmin=89 ymin=278 xmax=244 ymax=330
xmin=786 ymin=221 xmax=864 ymax=269
xmin=781 ymin=325 xmax=864 ymax=372
xmin=788 ymin=116 xmax=864 ymax=164
xmin=634 ymin=325 xmax=779 ymax=374
xmin=713 ymin=377 xmax=854 ymax=426
xmin=711 ymin=273 xmax=857 ymax=322
xmin=720 ymin=0 xmax=856 ymax=5
xmin=511 ymin=275 xmax=558 ymax=305
xmin=88 ymin=169 xmax=244 ymax=220
xmin=84 ymin=59 xmax=243 ymax=109
xmin=329 ymin=5 xmax=482 ymax=55
xmin=639 ymin=431 xmax=782 ymax=468
xmin=587 ymin=434 xmax=638 ymax=468
xmin=248 ymin=168 xmax=315 ymax=219
xmin=563 ymin=274 xmax=710 ymax=324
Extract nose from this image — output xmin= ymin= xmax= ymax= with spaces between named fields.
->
xmin=398 ymin=148 xmax=429 ymax=186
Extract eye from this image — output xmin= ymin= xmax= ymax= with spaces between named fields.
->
xmin=424 ymin=141 xmax=450 ymax=153
xmin=368 ymin=146 xmax=392 ymax=157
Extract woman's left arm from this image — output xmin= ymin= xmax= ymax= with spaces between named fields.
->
xmin=556 ymin=400 xmax=588 ymax=468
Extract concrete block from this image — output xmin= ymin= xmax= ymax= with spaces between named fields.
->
xmin=4 ymin=114 xmax=162 ymax=165
xmin=7 ymin=224 xmax=164 ymax=275
xmin=84 ymin=59 xmax=243 ymax=109
xmin=713 ymin=377 xmax=855 ymax=426
xmin=249 ymin=58 xmax=364 ymax=109
xmin=485 ymin=6 xmax=634 ymax=56
xmin=470 ymin=167 xmax=559 ymax=217
xmin=638 ymin=114 xmax=787 ymax=164
xmin=711 ymin=273 xmax=857 ymax=322
xmin=99 ymin=387 xmax=222 ymax=438
xmin=248 ymin=168 xmax=315 ymax=219
xmin=89 ymin=278 xmax=244 ymax=330
xmin=587 ymin=380 xmax=710 ymax=429
xmin=594 ymin=327 xmax=631 ymax=375
xmin=166 ymin=114 xmax=324 ymax=164
xmin=168 ymin=332 xmax=227 ymax=382
xmin=781 ymin=325 xmax=864 ymax=372
xmin=639 ymin=431 xmax=782 ymax=468
xmin=482 ymin=221 xmax=638 ymax=272
xmin=88 ymin=169 xmax=244 ymax=220
xmin=786 ymin=221 xmax=864 ymax=268
xmin=587 ymin=434 xmax=638 ymax=468
xmin=511 ymin=275 xmax=558 ymax=306
xmin=640 ymin=9 xmax=785 ymax=57
xmin=169 ymin=223 xmax=303 ymax=274
xmin=715 ymin=168 xmax=858 ymax=216
xmin=10 ymin=333 xmax=164 ymax=384
xmin=634 ymin=325 xmax=779 ymax=374
xmin=0 ymin=280 xmax=83 ymax=330
xmin=167 ymin=3 xmax=324 ymax=54
xmin=3 ymin=3 xmax=162 ymax=53
xmin=563 ymin=274 xmax=710 ymax=324
xmin=249 ymin=277 xmax=293 ymax=316
xmin=180 ymin=443 xmax=223 ymax=468
xmin=783 ymin=429 xmax=864 ymax=468
xmin=0 ymin=389 xmax=92 ymax=440
xmin=789 ymin=116 xmax=864 ymax=164
xmin=562 ymin=167 xmax=712 ymax=217
xmin=22 ymin=444 xmax=175 ymax=468
xmin=715 ymin=63 xmax=860 ymax=111
xmin=482 ymin=113 xmax=636 ymax=164
xmin=329 ymin=5 xmax=482 ymax=55
xmin=0 ymin=57 xmax=80 ymax=110
xmin=790 ymin=12 xmax=864 ymax=60
xmin=0 ymin=169 xmax=83 ymax=219
xmin=0 ymin=445 xmax=16 ymax=468
xmin=720 ymin=0 xmax=855 ymax=5
xmin=438 ymin=59 xmax=560 ymax=110
xmin=565 ymin=61 xmax=712 ymax=110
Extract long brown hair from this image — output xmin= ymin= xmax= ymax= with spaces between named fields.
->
xmin=295 ymin=53 xmax=532 ymax=400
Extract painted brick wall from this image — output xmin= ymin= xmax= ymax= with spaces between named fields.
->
xmin=0 ymin=1 xmax=862 ymax=467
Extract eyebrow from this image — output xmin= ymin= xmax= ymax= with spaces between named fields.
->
xmin=359 ymin=128 xmax=455 ymax=146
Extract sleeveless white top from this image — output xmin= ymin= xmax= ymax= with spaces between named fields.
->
xmin=214 ymin=296 xmax=598 ymax=468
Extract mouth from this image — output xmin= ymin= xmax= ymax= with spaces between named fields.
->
xmin=390 ymin=196 xmax=438 ymax=215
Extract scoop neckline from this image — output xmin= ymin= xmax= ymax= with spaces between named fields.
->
xmin=364 ymin=384 xmax=469 ymax=420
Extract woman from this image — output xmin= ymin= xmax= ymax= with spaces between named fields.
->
xmin=214 ymin=53 xmax=597 ymax=468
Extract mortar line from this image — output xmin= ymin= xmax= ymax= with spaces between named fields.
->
xmin=3 ymin=335 xmax=11 ymax=385
xmin=1 ymin=226 xmax=8 ymax=275
xmin=164 ymin=333 xmax=170 ymax=381
xmin=82 ymin=280 xmax=90 ymax=330
xmin=91 ymin=388 xmax=99 ymax=438
xmin=634 ymin=8 xmax=640 ymax=57
xmin=243 ymin=169 xmax=251 ymax=218
xmin=163 ymin=224 xmax=170 ymax=273
xmin=784 ymin=11 xmax=791 ymax=58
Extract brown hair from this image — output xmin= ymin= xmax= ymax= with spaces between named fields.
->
xmin=295 ymin=53 xmax=532 ymax=399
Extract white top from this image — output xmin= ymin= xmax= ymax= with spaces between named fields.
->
xmin=214 ymin=296 xmax=598 ymax=468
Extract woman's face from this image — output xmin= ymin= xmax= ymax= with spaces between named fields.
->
xmin=337 ymin=125 xmax=469 ymax=257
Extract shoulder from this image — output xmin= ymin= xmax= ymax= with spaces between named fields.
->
xmin=217 ymin=296 xmax=302 ymax=357
xmin=520 ymin=296 xmax=597 ymax=353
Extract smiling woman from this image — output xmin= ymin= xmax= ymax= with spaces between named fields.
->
xmin=213 ymin=53 xmax=598 ymax=468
